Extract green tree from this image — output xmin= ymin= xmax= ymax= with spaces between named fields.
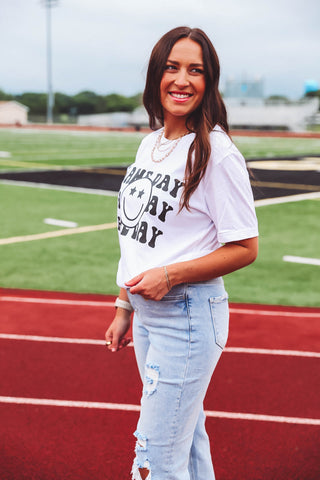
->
xmin=104 ymin=93 xmax=141 ymax=113
xmin=54 ymin=92 xmax=75 ymax=114
xmin=14 ymin=92 xmax=47 ymax=115
xmin=0 ymin=89 xmax=14 ymax=101
xmin=0 ymin=88 xmax=143 ymax=116
xmin=265 ymin=95 xmax=290 ymax=104
xmin=72 ymin=90 xmax=104 ymax=114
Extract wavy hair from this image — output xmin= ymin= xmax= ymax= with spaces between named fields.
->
xmin=143 ymin=26 xmax=229 ymax=210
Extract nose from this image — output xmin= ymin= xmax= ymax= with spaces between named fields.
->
xmin=174 ymin=68 xmax=190 ymax=88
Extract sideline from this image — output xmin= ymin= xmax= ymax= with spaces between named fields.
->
xmin=0 ymin=333 xmax=319 ymax=358
xmin=1 ymin=180 xmax=320 ymax=206
xmin=254 ymin=191 xmax=320 ymax=206
xmin=0 ymin=395 xmax=319 ymax=425
xmin=0 ymin=179 xmax=118 ymax=196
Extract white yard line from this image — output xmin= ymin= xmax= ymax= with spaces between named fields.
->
xmin=283 ymin=255 xmax=320 ymax=266
xmin=0 ymin=334 xmax=319 ymax=358
xmin=0 ymin=395 xmax=318 ymax=425
xmin=44 ymin=218 xmax=78 ymax=228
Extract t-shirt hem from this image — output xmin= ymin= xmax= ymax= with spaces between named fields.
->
xmin=218 ymin=228 xmax=259 ymax=244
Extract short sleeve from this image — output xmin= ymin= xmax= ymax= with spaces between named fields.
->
xmin=204 ymin=149 xmax=259 ymax=244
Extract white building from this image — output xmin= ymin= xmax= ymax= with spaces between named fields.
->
xmin=77 ymin=112 xmax=131 ymax=127
xmin=0 ymin=101 xmax=29 ymax=125
xmin=225 ymin=97 xmax=319 ymax=131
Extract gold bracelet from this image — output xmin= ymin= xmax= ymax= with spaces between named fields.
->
xmin=164 ymin=266 xmax=171 ymax=290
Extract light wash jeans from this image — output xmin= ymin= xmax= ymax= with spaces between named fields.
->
xmin=128 ymin=278 xmax=229 ymax=480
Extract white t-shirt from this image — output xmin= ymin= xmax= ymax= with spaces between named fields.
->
xmin=116 ymin=125 xmax=258 ymax=287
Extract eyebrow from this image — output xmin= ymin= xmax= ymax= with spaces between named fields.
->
xmin=167 ymin=59 xmax=204 ymax=67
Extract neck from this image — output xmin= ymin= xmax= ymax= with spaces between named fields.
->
xmin=163 ymin=116 xmax=190 ymax=140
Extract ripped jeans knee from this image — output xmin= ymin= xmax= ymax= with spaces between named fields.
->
xmin=144 ymin=363 xmax=159 ymax=397
xmin=131 ymin=363 xmax=160 ymax=479
xmin=132 ymin=431 xmax=151 ymax=479
xmin=131 ymin=459 xmax=151 ymax=480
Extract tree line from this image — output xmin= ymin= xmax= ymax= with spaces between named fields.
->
xmin=0 ymin=89 xmax=142 ymax=116
xmin=1 ymin=88 xmax=319 ymax=117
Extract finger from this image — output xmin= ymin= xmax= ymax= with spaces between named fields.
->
xmin=105 ymin=332 xmax=112 ymax=343
xmin=125 ymin=273 xmax=143 ymax=287
xmin=118 ymin=337 xmax=132 ymax=350
xmin=106 ymin=334 xmax=119 ymax=352
xmin=105 ymin=331 xmax=113 ymax=345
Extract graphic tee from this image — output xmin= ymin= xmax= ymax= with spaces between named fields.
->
xmin=116 ymin=126 xmax=258 ymax=287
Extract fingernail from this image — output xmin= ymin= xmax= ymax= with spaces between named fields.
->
xmin=111 ymin=348 xmax=116 ymax=352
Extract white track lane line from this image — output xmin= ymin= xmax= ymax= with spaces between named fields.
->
xmin=1 ymin=295 xmax=319 ymax=318
xmin=0 ymin=334 xmax=319 ymax=358
xmin=229 ymin=307 xmax=320 ymax=318
xmin=0 ymin=296 xmax=114 ymax=307
xmin=0 ymin=395 xmax=319 ymax=426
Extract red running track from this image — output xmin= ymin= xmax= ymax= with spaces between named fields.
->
xmin=0 ymin=288 xmax=319 ymax=480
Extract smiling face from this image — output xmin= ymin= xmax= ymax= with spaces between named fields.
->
xmin=121 ymin=178 xmax=152 ymax=228
xmin=160 ymin=38 xmax=206 ymax=130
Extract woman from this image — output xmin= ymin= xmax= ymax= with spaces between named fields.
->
xmin=105 ymin=26 xmax=258 ymax=480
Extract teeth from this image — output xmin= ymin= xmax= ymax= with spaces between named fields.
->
xmin=171 ymin=93 xmax=191 ymax=99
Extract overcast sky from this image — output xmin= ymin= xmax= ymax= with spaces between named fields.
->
xmin=1 ymin=0 xmax=319 ymax=99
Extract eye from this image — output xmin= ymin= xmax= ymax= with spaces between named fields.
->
xmin=164 ymin=64 xmax=177 ymax=71
xmin=190 ymin=67 xmax=204 ymax=74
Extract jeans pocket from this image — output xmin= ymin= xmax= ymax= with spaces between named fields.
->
xmin=209 ymin=294 xmax=229 ymax=349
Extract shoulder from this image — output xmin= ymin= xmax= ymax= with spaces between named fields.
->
xmin=209 ymin=125 xmax=236 ymax=162
xmin=203 ymin=126 xmax=249 ymax=189
xmin=208 ymin=125 xmax=246 ymax=170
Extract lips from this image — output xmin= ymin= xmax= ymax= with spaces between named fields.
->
xmin=169 ymin=92 xmax=193 ymax=103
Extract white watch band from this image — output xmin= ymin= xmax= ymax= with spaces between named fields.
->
xmin=115 ymin=297 xmax=134 ymax=312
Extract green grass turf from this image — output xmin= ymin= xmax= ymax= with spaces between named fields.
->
xmin=0 ymin=184 xmax=120 ymax=294
xmin=0 ymin=129 xmax=320 ymax=172
xmin=0 ymin=130 xmax=144 ymax=171
xmin=224 ymin=199 xmax=320 ymax=307
xmin=0 ymin=183 xmax=319 ymax=305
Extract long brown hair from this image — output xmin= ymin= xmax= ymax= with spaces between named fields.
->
xmin=143 ymin=26 xmax=229 ymax=210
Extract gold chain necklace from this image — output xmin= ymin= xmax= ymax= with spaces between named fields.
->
xmin=151 ymin=130 xmax=188 ymax=163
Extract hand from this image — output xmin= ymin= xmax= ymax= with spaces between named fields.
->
xmin=125 ymin=267 xmax=170 ymax=301
xmin=105 ymin=310 xmax=131 ymax=352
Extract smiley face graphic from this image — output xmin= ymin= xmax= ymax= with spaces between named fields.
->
xmin=121 ymin=178 xmax=153 ymax=228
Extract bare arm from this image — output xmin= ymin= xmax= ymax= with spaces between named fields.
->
xmin=105 ymin=287 xmax=132 ymax=352
xmin=126 ymin=236 xmax=258 ymax=300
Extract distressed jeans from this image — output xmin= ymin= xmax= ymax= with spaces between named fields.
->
xmin=128 ymin=278 xmax=229 ymax=480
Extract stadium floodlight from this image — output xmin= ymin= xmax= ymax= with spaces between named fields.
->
xmin=41 ymin=0 xmax=59 ymax=124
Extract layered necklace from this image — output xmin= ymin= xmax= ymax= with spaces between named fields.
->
xmin=151 ymin=130 xmax=189 ymax=163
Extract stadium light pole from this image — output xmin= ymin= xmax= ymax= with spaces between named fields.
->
xmin=42 ymin=0 xmax=58 ymax=124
